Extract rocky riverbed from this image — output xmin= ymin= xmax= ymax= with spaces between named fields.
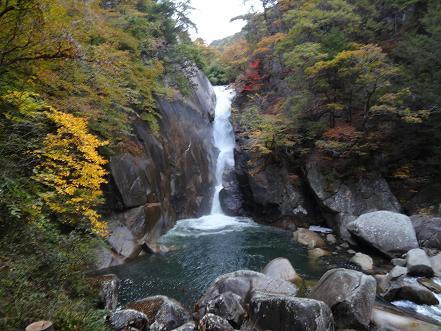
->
xmin=89 ymin=209 xmax=441 ymax=331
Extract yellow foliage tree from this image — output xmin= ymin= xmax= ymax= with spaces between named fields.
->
xmin=33 ymin=110 xmax=109 ymax=235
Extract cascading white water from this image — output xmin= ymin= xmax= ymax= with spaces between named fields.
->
xmin=210 ymin=86 xmax=236 ymax=214
xmin=161 ymin=85 xmax=254 ymax=235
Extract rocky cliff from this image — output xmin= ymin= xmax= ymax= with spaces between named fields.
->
xmin=97 ymin=70 xmax=217 ymax=269
xmin=222 ymin=110 xmax=402 ymax=239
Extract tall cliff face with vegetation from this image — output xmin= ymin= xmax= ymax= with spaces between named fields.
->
xmin=0 ymin=0 xmax=213 ymax=329
xmin=204 ymin=0 xmax=441 ymax=228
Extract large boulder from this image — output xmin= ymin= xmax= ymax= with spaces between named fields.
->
xmin=127 ymin=296 xmax=191 ymax=331
xmin=109 ymin=309 xmax=149 ymax=331
xmin=293 ymin=228 xmax=326 ymax=249
xmin=263 ymin=257 xmax=303 ymax=285
xmin=199 ymin=313 xmax=234 ymax=331
xmin=410 ymin=215 xmax=441 ymax=249
xmin=196 ymin=270 xmax=298 ymax=318
xmin=406 ymin=248 xmax=434 ymax=277
xmin=309 ymin=268 xmax=376 ymax=330
xmin=306 ymin=161 xmax=401 ymax=240
xmin=248 ymin=292 xmax=334 ymax=331
xmin=347 ymin=211 xmax=418 ymax=257
xmin=205 ymin=292 xmax=245 ymax=328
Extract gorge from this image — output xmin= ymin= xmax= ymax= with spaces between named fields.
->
xmin=2 ymin=1 xmax=441 ymax=330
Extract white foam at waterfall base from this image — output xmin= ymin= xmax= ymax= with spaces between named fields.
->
xmin=163 ymin=86 xmax=256 ymax=239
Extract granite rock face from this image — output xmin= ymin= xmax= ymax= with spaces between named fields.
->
xmin=306 ymin=160 xmax=401 ymax=240
xmin=309 ymin=268 xmax=376 ymax=330
xmin=97 ymin=70 xmax=217 ymax=269
xmin=411 ymin=215 xmax=441 ymax=249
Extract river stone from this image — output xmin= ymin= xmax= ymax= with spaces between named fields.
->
xmin=391 ymin=258 xmax=407 ymax=267
xmin=309 ymin=248 xmax=330 ymax=259
xmin=326 ymin=234 xmax=337 ymax=245
xmin=127 ymin=295 xmax=191 ymax=331
xmin=205 ymin=292 xmax=245 ymax=327
xmin=411 ymin=215 xmax=441 ymax=249
xmin=389 ymin=266 xmax=408 ymax=280
xmin=196 ymin=270 xmax=298 ymax=318
xmin=382 ymin=277 xmax=439 ymax=305
xmin=309 ymin=268 xmax=376 ymax=330
xmin=199 ymin=313 xmax=234 ymax=331
xmin=109 ymin=309 xmax=149 ymax=331
xmin=347 ymin=211 xmax=418 ymax=257
xmin=263 ymin=257 xmax=302 ymax=285
xmin=430 ymin=253 xmax=441 ymax=277
xmin=406 ymin=248 xmax=434 ymax=277
xmin=248 ymin=292 xmax=334 ymax=331
xmin=350 ymin=252 xmax=374 ymax=271
xmin=293 ymin=228 xmax=326 ymax=249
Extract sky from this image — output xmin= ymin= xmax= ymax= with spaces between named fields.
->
xmin=189 ymin=0 xmax=261 ymax=44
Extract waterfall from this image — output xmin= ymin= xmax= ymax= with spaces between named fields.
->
xmin=210 ymin=86 xmax=236 ymax=215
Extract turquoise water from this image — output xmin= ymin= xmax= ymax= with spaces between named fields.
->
xmin=107 ymin=215 xmax=350 ymax=307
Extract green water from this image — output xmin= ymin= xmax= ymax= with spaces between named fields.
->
xmin=106 ymin=215 xmax=352 ymax=307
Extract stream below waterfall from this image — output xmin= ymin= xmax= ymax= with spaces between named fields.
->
xmin=105 ymin=87 xmax=441 ymax=325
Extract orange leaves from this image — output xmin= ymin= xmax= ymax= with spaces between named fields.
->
xmin=323 ymin=125 xmax=360 ymax=142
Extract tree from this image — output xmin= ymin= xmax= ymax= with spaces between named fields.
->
xmin=0 ymin=0 xmax=77 ymax=76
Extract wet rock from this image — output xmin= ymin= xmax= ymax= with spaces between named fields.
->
xmin=406 ymin=248 xmax=434 ymax=277
xmin=196 ymin=270 xmax=298 ymax=318
xmin=309 ymin=248 xmax=330 ymax=259
xmin=418 ymin=278 xmax=441 ymax=294
xmin=171 ymin=321 xmax=195 ymax=331
xmin=248 ymin=292 xmax=334 ymax=331
xmin=306 ymin=161 xmax=400 ymax=240
xmin=309 ymin=268 xmax=376 ymax=330
xmin=347 ymin=249 xmax=356 ymax=254
xmin=347 ymin=211 xmax=418 ymax=257
xmin=382 ymin=277 xmax=439 ymax=305
xmin=326 ymin=234 xmax=337 ymax=245
xmin=293 ymin=228 xmax=326 ymax=249
xmin=410 ymin=215 xmax=441 ymax=249
xmin=430 ymin=253 xmax=441 ymax=277
xmin=127 ymin=296 xmax=191 ymax=331
xmin=173 ymin=321 xmax=196 ymax=331
xmin=205 ymin=292 xmax=245 ymax=327
xmin=199 ymin=313 xmax=234 ymax=331
xmin=372 ymin=302 xmax=441 ymax=331
xmin=109 ymin=309 xmax=149 ymax=331
xmin=391 ymin=258 xmax=406 ymax=267
xmin=219 ymin=168 xmax=244 ymax=216
xmin=263 ymin=257 xmax=303 ymax=285
xmin=350 ymin=253 xmax=373 ymax=271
